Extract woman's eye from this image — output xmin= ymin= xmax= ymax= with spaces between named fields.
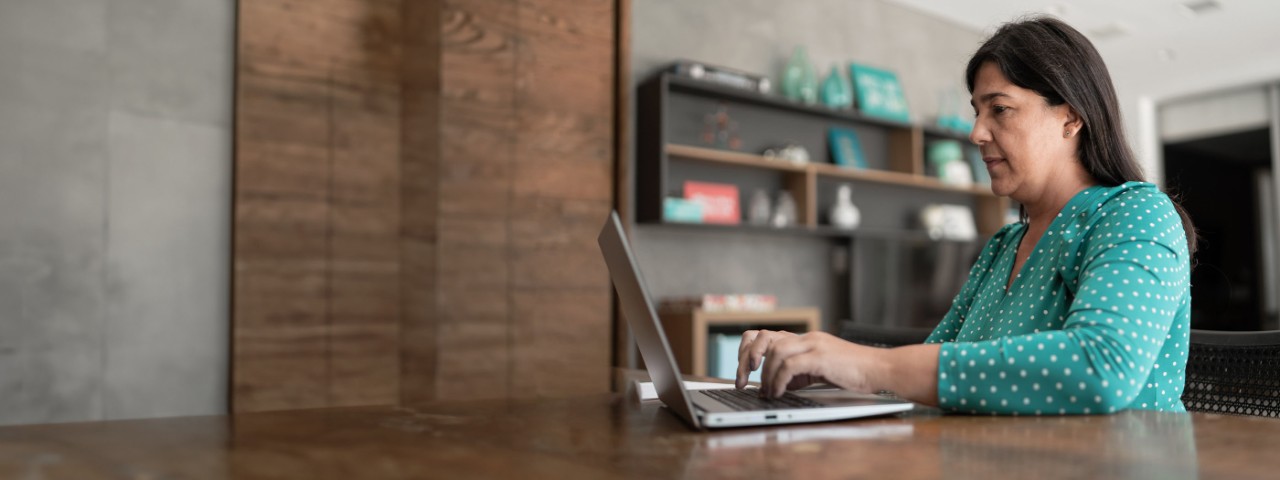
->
xmin=993 ymin=105 xmax=1010 ymax=114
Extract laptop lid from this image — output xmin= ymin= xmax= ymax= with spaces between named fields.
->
xmin=598 ymin=211 xmax=702 ymax=429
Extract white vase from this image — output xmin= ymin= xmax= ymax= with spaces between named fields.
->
xmin=830 ymin=184 xmax=861 ymax=230
xmin=748 ymin=189 xmax=771 ymax=226
xmin=771 ymin=191 xmax=797 ymax=228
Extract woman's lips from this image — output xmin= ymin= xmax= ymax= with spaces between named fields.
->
xmin=983 ymin=156 xmax=1003 ymax=165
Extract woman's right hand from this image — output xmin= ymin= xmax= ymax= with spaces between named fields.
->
xmin=735 ymin=329 xmax=827 ymax=393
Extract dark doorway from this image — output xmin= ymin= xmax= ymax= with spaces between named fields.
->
xmin=1164 ymin=127 xmax=1272 ymax=331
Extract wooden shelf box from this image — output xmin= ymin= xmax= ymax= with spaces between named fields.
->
xmin=658 ymin=307 xmax=821 ymax=377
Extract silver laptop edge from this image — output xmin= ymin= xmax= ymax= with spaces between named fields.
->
xmin=598 ymin=211 xmax=914 ymax=430
xmin=598 ymin=211 xmax=704 ymax=429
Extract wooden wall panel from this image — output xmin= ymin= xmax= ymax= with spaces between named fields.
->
xmin=234 ymin=0 xmax=335 ymax=411
xmin=508 ymin=0 xmax=614 ymax=396
xmin=237 ymin=0 xmax=616 ymax=410
xmin=398 ymin=0 xmax=441 ymax=405
xmin=326 ymin=48 xmax=403 ymax=407
xmin=432 ymin=0 xmax=519 ymax=401
xmin=234 ymin=0 xmax=402 ymax=412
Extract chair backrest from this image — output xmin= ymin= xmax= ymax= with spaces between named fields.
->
xmin=838 ymin=323 xmax=933 ymax=348
xmin=1183 ymin=329 xmax=1280 ymax=417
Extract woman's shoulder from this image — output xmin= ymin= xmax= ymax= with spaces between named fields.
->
xmin=1087 ymin=181 xmax=1176 ymax=218
xmin=1079 ymin=181 xmax=1186 ymax=250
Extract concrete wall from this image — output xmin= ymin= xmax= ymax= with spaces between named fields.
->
xmin=0 ymin=0 xmax=232 ymax=425
xmin=628 ymin=0 xmax=983 ymax=328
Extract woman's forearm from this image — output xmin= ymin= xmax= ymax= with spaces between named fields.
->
xmin=875 ymin=344 xmax=941 ymax=407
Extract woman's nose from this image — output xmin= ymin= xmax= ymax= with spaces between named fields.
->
xmin=969 ymin=119 xmax=990 ymax=145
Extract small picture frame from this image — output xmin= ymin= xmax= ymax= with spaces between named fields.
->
xmin=849 ymin=63 xmax=910 ymax=123
xmin=828 ymin=127 xmax=867 ymax=169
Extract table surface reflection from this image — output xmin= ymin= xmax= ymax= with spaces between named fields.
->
xmin=1 ymin=374 xmax=1278 ymax=479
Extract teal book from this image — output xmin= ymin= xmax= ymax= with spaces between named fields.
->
xmin=828 ymin=127 xmax=867 ymax=168
xmin=664 ymin=197 xmax=704 ymax=223
xmin=708 ymin=333 xmax=760 ymax=382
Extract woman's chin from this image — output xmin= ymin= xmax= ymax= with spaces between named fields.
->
xmin=989 ymin=179 xmax=1015 ymax=197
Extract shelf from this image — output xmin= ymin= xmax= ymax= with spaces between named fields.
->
xmin=666 ymin=144 xmax=808 ymax=172
xmin=921 ymin=125 xmax=973 ymax=142
xmin=665 ymin=74 xmax=913 ymax=131
xmin=668 ymin=143 xmax=997 ymax=198
xmin=640 ymin=221 xmax=841 ymax=237
xmin=811 ymin=163 xmax=997 ymax=197
xmin=640 ymin=220 xmax=981 ymax=243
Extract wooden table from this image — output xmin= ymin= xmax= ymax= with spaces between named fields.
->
xmin=2 ymin=373 xmax=1278 ymax=479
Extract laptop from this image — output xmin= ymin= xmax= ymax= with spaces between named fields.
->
xmin=598 ymin=211 xmax=915 ymax=429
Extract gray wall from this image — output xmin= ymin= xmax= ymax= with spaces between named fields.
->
xmin=629 ymin=0 xmax=983 ymax=328
xmin=1159 ymin=86 xmax=1272 ymax=143
xmin=0 ymin=0 xmax=232 ymax=425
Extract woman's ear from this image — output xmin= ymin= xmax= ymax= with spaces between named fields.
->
xmin=1063 ymin=105 xmax=1084 ymax=137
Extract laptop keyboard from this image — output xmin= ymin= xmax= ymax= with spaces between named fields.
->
xmin=702 ymin=388 xmax=825 ymax=411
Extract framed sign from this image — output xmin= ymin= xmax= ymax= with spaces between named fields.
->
xmin=684 ymin=181 xmax=740 ymax=225
xmin=850 ymin=63 xmax=910 ymax=123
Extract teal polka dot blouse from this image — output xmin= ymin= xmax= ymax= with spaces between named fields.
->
xmin=926 ymin=182 xmax=1191 ymax=415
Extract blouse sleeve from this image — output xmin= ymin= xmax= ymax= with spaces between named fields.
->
xmin=935 ymin=190 xmax=1191 ymax=414
xmin=925 ymin=224 xmax=1016 ymax=344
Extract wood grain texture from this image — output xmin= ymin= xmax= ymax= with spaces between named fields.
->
xmin=399 ymin=0 xmax=442 ymax=405
xmin=508 ymin=0 xmax=615 ymax=397
xmin=888 ymin=127 xmax=924 ymax=176
xmin=432 ymin=0 xmax=519 ymax=400
xmin=234 ymin=0 xmax=403 ymax=412
xmin=236 ymin=0 xmax=616 ymax=409
xmin=7 ymin=382 xmax=1269 ymax=480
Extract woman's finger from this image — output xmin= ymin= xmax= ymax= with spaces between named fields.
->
xmin=767 ymin=351 xmax=818 ymax=397
xmin=759 ymin=334 xmax=813 ymax=396
xmin=735 ymin=330 xmax=765 ymax=389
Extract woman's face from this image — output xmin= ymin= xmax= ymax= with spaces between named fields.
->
xmin=969 ymin=62 xmax=1081 ymax=199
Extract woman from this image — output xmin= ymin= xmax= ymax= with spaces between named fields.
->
xmin=736 ymin=16 xmax=1195 ymax=415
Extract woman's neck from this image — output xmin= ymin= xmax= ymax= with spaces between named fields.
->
xmin=1018 ymin=169 xmax=1096 ymax=228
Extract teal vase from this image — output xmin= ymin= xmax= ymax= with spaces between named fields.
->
xmin=782 ymin=46 xmax=817 ymax=103
xmin=798 ymin=58 xmax=818 ymax=104
xmin=820 ymin=66 xmax=852 ymax=109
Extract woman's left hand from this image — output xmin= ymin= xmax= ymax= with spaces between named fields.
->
xmin=737 ymin=330 xmax=888 ymax=398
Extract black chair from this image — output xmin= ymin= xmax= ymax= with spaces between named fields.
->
xmin=1182 ymin=329 xmax=1280 ymax=417
xmin=838 ymin=323 xmax=934 ymax=348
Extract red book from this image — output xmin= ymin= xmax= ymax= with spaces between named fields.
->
xmin=684 ymin=181 xmax=740 ymax=225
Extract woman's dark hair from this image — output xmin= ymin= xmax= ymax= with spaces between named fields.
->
xmin=965 ymin=16 xmax=1198 ymax=259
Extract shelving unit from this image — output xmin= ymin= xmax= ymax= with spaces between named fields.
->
xmin=637 ymin=72 xmax=1010 ymax=236
xmin=633 ymin=71 xmax=1009 ymax=351
xmin=658 ymin=308 xmax=821 ymax=377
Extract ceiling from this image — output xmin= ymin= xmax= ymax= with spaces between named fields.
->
xmin=883 ymin=0 xmax=1280 ymax=101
